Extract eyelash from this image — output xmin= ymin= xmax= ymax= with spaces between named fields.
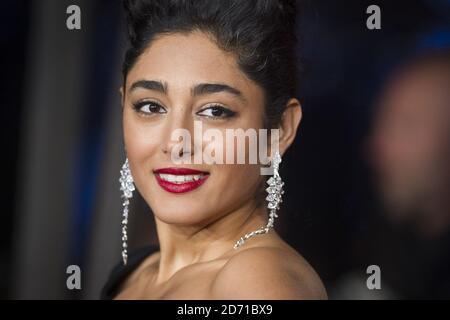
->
xmin=131 ymin=101 xmax=237 ymax=119
xmin=132 ymin=100 xmax=167 ymax=116
xmin=196 ymin=104 xmax=237 ymax=119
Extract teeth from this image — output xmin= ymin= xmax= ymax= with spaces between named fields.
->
xmin=158 ymin=173 xmax=205 ymax=184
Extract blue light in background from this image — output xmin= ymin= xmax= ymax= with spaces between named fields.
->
xmin=70 ymin=1 xmax=122 ymax=269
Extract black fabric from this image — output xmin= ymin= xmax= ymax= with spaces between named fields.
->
xmin=100 ymin=245 xmax=160 ymax=300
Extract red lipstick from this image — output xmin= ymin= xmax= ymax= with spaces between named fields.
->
xmin=153 ymin=167 xmax=209 ymax=194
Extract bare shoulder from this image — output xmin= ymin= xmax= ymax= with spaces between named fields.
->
xmin=210 ymin=246 xmax=327 ymax=300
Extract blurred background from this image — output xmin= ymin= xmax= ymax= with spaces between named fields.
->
xmin=1 ymin=0 xmax=449 ymax=299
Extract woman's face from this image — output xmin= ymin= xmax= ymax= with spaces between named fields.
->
xmin=122 ymin=30 xmax=268 ymax=226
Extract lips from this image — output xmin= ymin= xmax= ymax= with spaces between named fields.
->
xmin=153 ymin=167 xmax=209 ymax=194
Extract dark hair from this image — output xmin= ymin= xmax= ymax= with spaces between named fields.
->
xmin=122 ymin=0 xmax=299 ymax=128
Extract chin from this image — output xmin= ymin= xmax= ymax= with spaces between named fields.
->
xmin=151 ymin=203 xmax=212 ymax=225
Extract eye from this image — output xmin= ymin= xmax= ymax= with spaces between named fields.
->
xmin=132 ymin=100 xmax=167 ymax=115
xmin=196 ymin=104 xmax=236 ymax=119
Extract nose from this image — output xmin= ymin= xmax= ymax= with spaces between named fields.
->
xmin=162 ymin=138 xmax=191 ymax=158
xmin=161 ymin=108 xmax=196 ymax=162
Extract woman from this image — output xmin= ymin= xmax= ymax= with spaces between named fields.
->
xmin=101 ymin=0 xmax=327 ymax=299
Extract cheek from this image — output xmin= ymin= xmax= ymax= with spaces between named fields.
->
xmin=215 ymin=163 xmax=263 ymax=206
xmin=218 ymin=114 xmax=267 ymax=165
xmin=123 ymin=110 xmax=161 ymax=177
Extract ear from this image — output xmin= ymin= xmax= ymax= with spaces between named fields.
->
xmin=119 ymin=86 xmax=125 ymax=107
xmin=277 ymin=98 xmax=302 ymax=157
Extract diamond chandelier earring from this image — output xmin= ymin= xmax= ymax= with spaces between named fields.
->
xmin=234 ymin=150 xmax=284 ymax=249
xmin=119 ymin=158 xmax=135 ymax=265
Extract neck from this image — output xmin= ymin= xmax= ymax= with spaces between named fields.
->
xmin=152 ymin=199 xmax=268 ymax=283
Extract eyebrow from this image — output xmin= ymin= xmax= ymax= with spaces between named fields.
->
xmin=129 ymin=80 xmax=246 ymax=104
xmin=130 ymin=80 xmax=167 ymax=94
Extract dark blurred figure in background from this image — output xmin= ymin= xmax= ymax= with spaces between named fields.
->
xmin=371 ymin=50 xmax=450 ymax=237
xmin=367 ymin=49 xmax=450 ymax=298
